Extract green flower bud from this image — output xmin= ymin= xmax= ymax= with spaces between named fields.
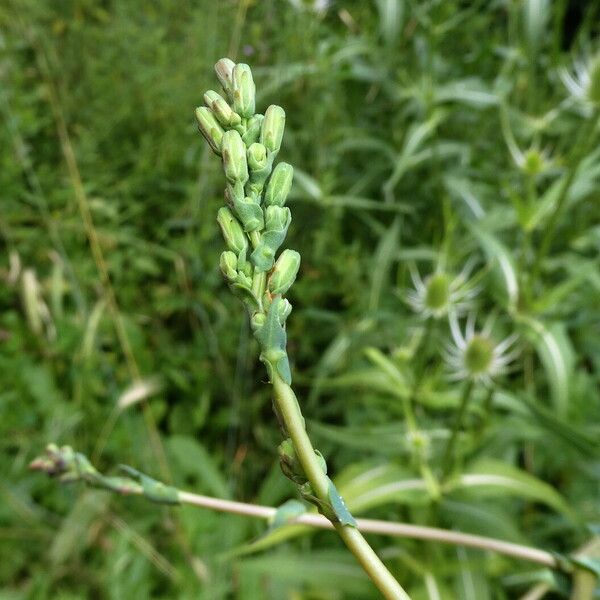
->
xmin=264 ymin=162 xmax=293 ymax=206
xmin=195 ymin=106 xmax=224 ymax=154
xmin=261 ymin=105 xmax=285 ymax=154
xmin=268 ymin=249 xmax=301 ymax=295
xmin=219 ymin=251 xmax=238 ymax=281
xmin=277 ymin=297 xmax=293 ymax=322
xmin=214 ymin=57 xmax=235 ymax=95
xmin=217 ymin=207 xmax=248 ymax=255
xmin=264 ymin=205 xmax=291 ymax=232
xmin=242 ymin=114 xmax=264 ymax=146
xmin=247 ymin=143 xmax=268 ymax=172
xmin=231 ymin=63 xmax=256 ymax=118
xmin=221 ymin=130 xmax=248 ymax=184
xmin=224 ymin=181 xmax=244 ymax=205
xmin=250 ymin=207 xmax=292 ymax=271
xmin=250 ymin=312 xmax=266 ymax=331
xmin=204 ymin=90 xmax=241 ymax=128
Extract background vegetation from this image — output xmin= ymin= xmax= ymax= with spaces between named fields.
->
xmin=1 ymin=0 xmax=599 ymax=598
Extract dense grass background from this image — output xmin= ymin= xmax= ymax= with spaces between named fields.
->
xmin=1 ymin=0 xmax=600 ymax=598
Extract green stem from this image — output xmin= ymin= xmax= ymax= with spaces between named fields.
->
xmin=272 ymin=375 xmax=411 ymax=600
xmin=530 ymin=112 xmax=599 ymax=287
xmin=441 ymin=379 xmax=474 ymax=481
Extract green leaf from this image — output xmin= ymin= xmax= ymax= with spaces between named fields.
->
xmin=327 ymin=480 xmax=357 ymax=527
xmin=520 ymin=317 xmax=574 ymax=414
xmin=237 ymin=550 xmax=372 ymax=596
xmin=469 ymin=223 xmax=519 ymax=307
xmin=167 ymin=435 xmax=230 ymax=499
xmin=369 ymin=217 xmax=401 ymax=310
xmin=118 ymin=465 xmax=179 ymax=505
xmin=269 ymin=499 xmax=307 ymax=531
xmin=453 ymin=459 xmax=578 ymax=523
xmin=374 ymin=0 xmax=404 ymax=46
xmin=254 ymin=296 xmax=291 ymax=384
xmin=336 ymin=462 xmax=428 ymax=513
xmin=364 ymin=346 xmax=411 ymax=395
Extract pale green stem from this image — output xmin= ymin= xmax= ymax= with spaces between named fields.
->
xmin=441 ymin=379 xmax=474 ymax=481
xmin=272 ymin=375 xmax=411 ymax=600
xmin=530 ymin=112 xmax=599 ymax=287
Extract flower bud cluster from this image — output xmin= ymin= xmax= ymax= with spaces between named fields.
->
xmin=197 ymin=58 xmax=300 ymax=384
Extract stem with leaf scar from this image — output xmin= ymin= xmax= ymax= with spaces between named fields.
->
xmin=195 ymin=58 xmax=409 ymax=599
xmin=35 ymin=441 xmax=599 ymax=590
xmin=30 ymin=443 xmax=564 ymax=571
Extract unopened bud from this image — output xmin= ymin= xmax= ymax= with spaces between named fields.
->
xmin=250 ymin=312 xmax=266 ymax=331
xmin=261 ymin=105 xmax=285 ymax=153
xmin=217 ymin=207 xmax=247 ymax=255
xmin=195 ymin=106 xmax=224 ymax=154
xmin=242 ymin=114 xmax=264 ymax=146
xmin=265 ymin=205 xmax=291 ymax=232
xmin=277 ymin=297 xmax=293 ymax=322
xmin=264 ymin=162 xmax=293 ymax=206
xmin=247 ymin=142 xmax=268 ymax=171
xmin=268 ymin=250 xmax=300 ymax=295
xmin=204 ymin=90 xmax=241 ymax=128
xmin=214 ymin=58 xmax=235 ymax=94
xmin=219 ymin=251 xmax=238 ymax=281
xmin=221 ymin=130 xmax=248 ymax=184
xmin=232 ymin=63 xmax=256 ymax=118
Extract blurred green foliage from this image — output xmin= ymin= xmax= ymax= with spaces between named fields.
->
xmin=1 ymin=0 xmax=600 ymax=598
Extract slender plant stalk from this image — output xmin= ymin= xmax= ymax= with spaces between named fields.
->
xmin=441 ymin=379 xmax=474 ymax=481
xmin=193 ymin=58 xmax=408 ymax=599
xmin=30 ymin=444 xmax=562 ymax=571
xmin=272 ymin=376 xmax=409 ymax=599
xmin=530 ymin=111 xmax=599 ymax=287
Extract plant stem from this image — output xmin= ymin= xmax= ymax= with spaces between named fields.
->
xmin=272 ymin=375 xmax=410 ymax=600
xmin=441 ymin=379 xmax=474 ymax=481
xmin=177 ymin=489 xmax=560 ymax=569
xmin=530 ymin=112 xmax=599 ymax=287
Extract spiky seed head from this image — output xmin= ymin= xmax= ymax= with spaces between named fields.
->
xmin=464 ymin=335 xmax=495 ymax=376
xmin=424 ymin=273 xmax=451 ymax=313
xmin=444 ymin=313 xmax=520 ymax=385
